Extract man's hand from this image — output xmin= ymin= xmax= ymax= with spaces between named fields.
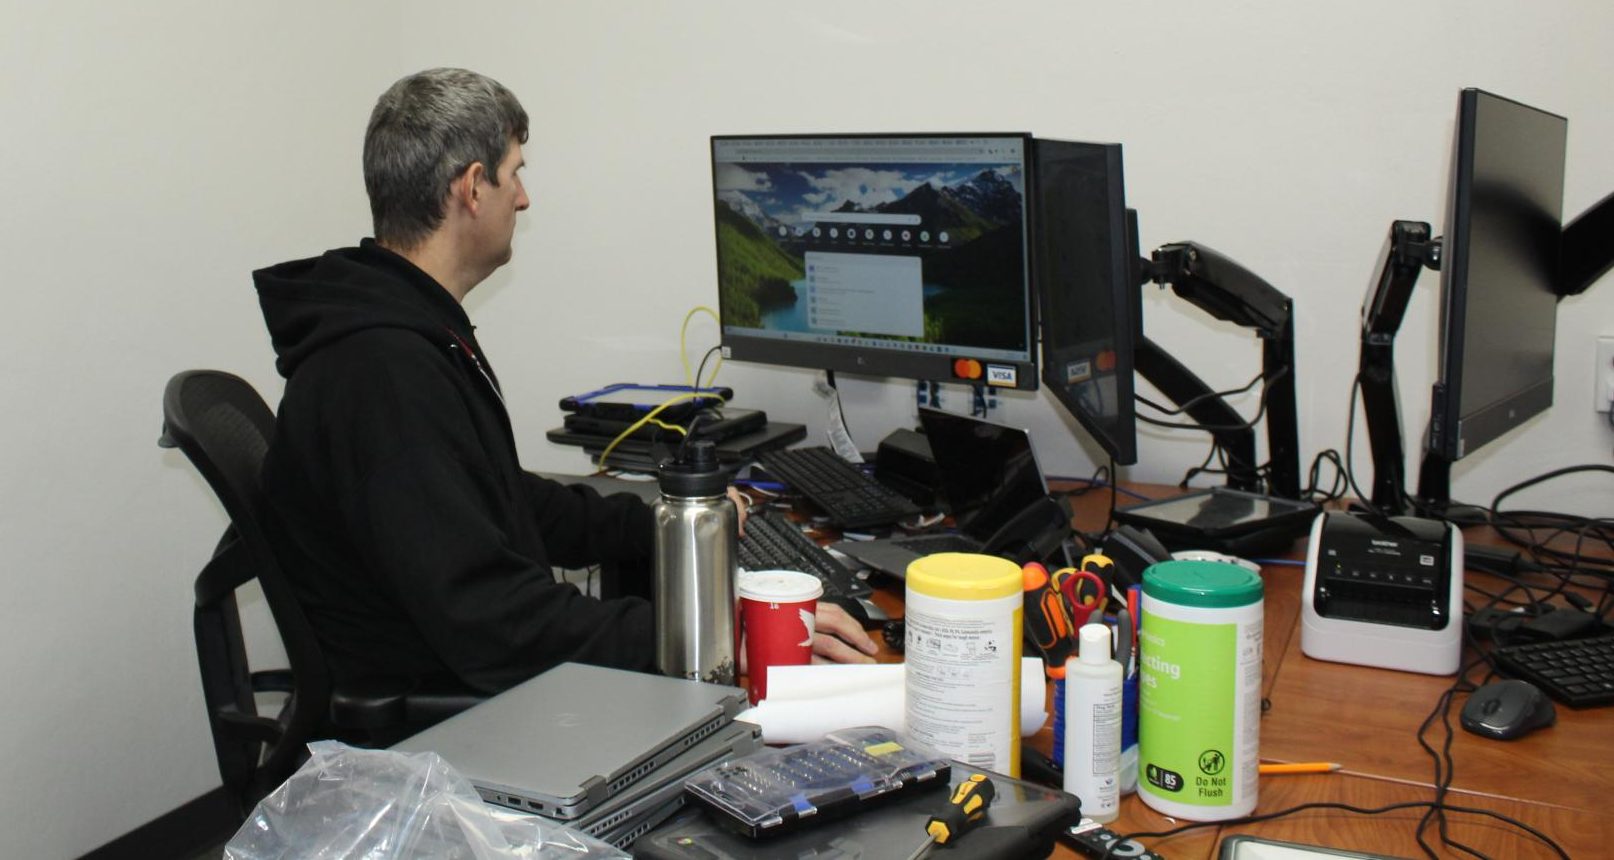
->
xmin=727 ymin=486 xmax=751 ymax=536
xmin=810 ymin=601 xmax=879 ymax=664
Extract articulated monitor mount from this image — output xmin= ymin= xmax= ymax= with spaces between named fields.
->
xmin=1561 ymin=189 xmax=1614 ymax=298
xmin=1358 ymin=220 xmax=1442 ymax=514
xmin=1136 ymin=240 xmax=1302 ymax=499
xmin=1362 ymin=200 xmax=1610 ymax=516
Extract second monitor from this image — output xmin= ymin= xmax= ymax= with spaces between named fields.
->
xmin=1032 ymin=138 xmax=1139 ymax=465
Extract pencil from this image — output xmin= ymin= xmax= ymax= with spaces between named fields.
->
xmin=1258 ymin=761 xmax=1341 ymax=775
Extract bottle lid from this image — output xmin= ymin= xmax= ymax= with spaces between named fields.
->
xmin=1142 ymin=559 xmax=1263 ymax=608
xmin=905 ymin=553 xmax=1021 ymax=601
xmin=1079 ymin=623 xmax=1112 ymax=665
xmin=658 ymin=440 xmax=729 ymax=497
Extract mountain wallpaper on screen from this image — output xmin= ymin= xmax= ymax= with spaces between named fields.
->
xmin=715 ymin=162 xmax=1027 ymax=351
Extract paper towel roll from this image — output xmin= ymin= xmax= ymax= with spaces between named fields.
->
xmin=736 ymin=658 xmax=1048 ymax=745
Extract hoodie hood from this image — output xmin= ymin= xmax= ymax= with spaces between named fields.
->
xmin=254 ymin=239 xmax=475 ymax=379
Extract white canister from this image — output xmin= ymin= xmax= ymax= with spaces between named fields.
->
xmin=903 ymin=552 xmax=1023 ymax=777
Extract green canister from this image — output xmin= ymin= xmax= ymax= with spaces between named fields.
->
xmin=1137 ymin=560 xmax=1263 ymax=821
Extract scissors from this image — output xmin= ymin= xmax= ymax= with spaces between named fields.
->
xmin=1021 ymin=562 xmax=1077 ymax=678
xmin=1054 ymin=553 xmax=1113 ymax=629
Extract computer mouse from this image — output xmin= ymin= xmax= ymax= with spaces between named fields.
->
xmin=820 ymin=595 xmax=886 ymax=629
xmin=1460 ymin=679 xmax=1556 ymax=740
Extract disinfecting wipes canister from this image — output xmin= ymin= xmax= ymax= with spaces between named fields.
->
xmin=904 ymin=553 xmax=1023 ymax=778
xmin=1137 ymin=560 xmax=1262 ymax=821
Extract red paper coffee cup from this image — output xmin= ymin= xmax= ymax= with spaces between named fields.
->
xmin=738 ymin=570 xmax=823 ymax=704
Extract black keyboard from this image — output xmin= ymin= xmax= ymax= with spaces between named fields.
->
xmin=755 ymin=446 xmax=921 ymax=529
xmin=739 ymin=510 xmax=869 ymax=599
xmin=1494 ymin=634 xmax=1614 ymax=708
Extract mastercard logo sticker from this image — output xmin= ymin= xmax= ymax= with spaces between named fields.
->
xmin=952 ymin=358 xmax=983 ymax=380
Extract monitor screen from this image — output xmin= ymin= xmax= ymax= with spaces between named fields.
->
xmin=710 ymin=134 xmax=1038 ymax=390
xmin=1031 ymin=138 xmax=1138 ymax=464
xmin=1428 ymin=89 xmax=1566 ymax=460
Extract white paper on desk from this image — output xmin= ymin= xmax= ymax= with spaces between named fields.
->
xmin=736 ymin=658 xmax=1047 ymax=745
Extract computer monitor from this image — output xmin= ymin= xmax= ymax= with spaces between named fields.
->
xmin=1031 ymin=138 xmax=1139 ymax=465
xmin=709 ymin=134 xmax=1038 ymax=390
xmin=1420 ymin=89 xmax=1566 ymax=500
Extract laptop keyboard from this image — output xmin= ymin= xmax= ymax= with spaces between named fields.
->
xmin=739 ymin=510 xmax=870 ymax=599
xmin=755 ymin=447 xmax=921 ymax=530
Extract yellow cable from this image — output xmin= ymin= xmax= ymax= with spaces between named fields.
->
xmin=644 ymin=418 xmax=689 ymax=435
xmin=680 ymin=306 xmax=722 ymax=388
xmin=597 ymin=390 xmax=727 ymax=468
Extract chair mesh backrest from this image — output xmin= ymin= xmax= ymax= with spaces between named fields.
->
xmin=166 ymin=372 xmax=275 ymax=543
xmin=164 ymin=370 xmax=331 ymax=808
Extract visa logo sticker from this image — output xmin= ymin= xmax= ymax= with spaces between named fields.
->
xmin=1066 ymin=359 xmax=1092 ymax=384
xmin=986 ymin=365 xmax=1017 ymax=387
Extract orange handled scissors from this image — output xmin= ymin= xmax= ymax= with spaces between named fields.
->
xmin=1022 ymin=562 xmax=1077 ymax=678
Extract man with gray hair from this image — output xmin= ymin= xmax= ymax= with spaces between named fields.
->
xmin=254 ymin=68 xmax=874 ymax=697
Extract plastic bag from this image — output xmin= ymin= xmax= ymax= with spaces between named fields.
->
xmin=224 ymin=741 xmax=630 ymax=860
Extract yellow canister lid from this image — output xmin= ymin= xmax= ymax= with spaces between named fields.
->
xmin=905 ymin=552 xmax=1022 ymax=601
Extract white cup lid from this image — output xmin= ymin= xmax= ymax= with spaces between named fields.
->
xmin=738 ymin=569 xmax=824 ymax=603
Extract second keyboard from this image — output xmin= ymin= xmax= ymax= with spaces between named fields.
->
xmin=755 ymin=446 xmax=921 ymax=530
xmin=739 ymin=509 xmax=869 ymax=599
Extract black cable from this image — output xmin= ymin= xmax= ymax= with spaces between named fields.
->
xmin=1486 ymin=466 xmax=1614 ymax=588
xmin=1063 ymin=464 xmax=1111 ymax=499
xmin=1178 ymin=441 xmax=1221 ymax=488
xmin=1134 ymin=366 xmax=1288 ymax=432
xmin=1102 ymin=642 xmax=1569 ymax=860
xmin=1101 ymin=799 xmax=1568 ymax=860
xmin=1136 ymin=369 xmax=1267 ymax=417
xmin=1303 ymin=448 xmax=1349 ymax=503
xmin=1104 ymin=455 xmax=1118 ymax=533
xmin=1490 ymin=464 xmax=1614 ymax=519
xmin=1414 ymin=656 xmax=1485 ymax=858
xmin=1341 ymin=372 xmax=1387 ymax=515
xmin=692 ymin=345 xmax=722 ymax=391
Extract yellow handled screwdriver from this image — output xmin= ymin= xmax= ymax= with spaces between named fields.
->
xmin=904 ymin=773 xmax=997 ymax=860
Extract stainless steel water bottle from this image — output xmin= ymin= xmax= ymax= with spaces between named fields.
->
xmin=653 ymin=440 xmax=738 ymax=685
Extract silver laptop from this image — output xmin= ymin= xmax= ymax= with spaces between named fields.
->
xmin=392 ymin=662 xmax=745 ymax=820
xmin=580 ymin=719 xmax=762 ymax=848
xmin=830 ymin=407 xmax=1049 ymax=577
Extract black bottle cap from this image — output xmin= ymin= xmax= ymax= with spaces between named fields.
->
xmin=658 ymin=440 xmax=729 ymax=498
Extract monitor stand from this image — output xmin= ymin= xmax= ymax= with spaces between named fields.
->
xmin=1135 ymin=240 xmax=1302 ymax=499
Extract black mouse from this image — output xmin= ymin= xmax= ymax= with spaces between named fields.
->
xmin=1460 ymin=679 xmax=1556 ymax=740
xmin=820 ymin=595 xmax=887 ymax=629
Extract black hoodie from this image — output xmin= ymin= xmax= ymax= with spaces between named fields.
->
xmin=254 ymin=240 xmax=656 ymax=694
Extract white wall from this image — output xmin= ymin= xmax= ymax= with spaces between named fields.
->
xmin=2 ymin=2 xmax=1609 ymax=856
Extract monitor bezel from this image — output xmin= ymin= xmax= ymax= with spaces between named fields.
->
xmin=709 ymin=132 xmax=1040 ymax=391
xmin=1031 ymin=138 xmax=1139 ymax=465
xmin=1427 ymin=89 xmax=1565 ymax=461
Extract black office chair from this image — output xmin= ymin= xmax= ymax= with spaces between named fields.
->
xmin=160 ymin=370 xmax=482 ymax=818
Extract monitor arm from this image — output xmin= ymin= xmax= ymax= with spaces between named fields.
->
xmin=1358 ymin=221 xmax=1442 ymax=514
xmin=1561 ymin=189 xmax=1614 ymax=298
xmin=1136 ymin=241 xmax=1302 ymax=499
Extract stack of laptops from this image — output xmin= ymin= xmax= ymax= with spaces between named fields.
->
xmin=392 ymin=662 xmax=761 ymax=850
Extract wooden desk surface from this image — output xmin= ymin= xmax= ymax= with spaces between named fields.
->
xmin=851 ymin=483 xmax=1611 ymax=859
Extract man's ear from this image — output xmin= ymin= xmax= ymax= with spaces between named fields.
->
xmin=452 ymin=161 xmax=488 ymax=215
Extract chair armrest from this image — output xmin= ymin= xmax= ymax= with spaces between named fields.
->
xmin=251 ymin=669 xmax=295 ymax=694
xmin=216 ymin=708 xmax=284 ymax=745
xmin=330 ymin=677 xmax=484 ymax=732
